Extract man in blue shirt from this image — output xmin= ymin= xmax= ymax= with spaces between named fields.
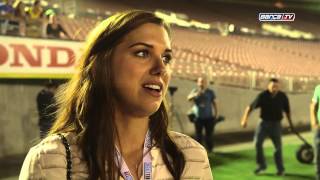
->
xmin=0 ymin=0 xmax=14 ymax=34
xmin=0 ymin=0 xmax=14 ymax=15
xmin=188 ymin=77 xmax=218 ymax=152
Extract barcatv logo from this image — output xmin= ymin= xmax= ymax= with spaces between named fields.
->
xmin=258 ymin=13 xmax=295 ymax=21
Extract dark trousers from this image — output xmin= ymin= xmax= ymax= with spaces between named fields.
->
xmin=254 ymin=120 xmax=284 ymax=172
xmin=315 ymin=129 xmax=320 ymax=180
xmin=195 ymin=118 xmax=214 ymax=151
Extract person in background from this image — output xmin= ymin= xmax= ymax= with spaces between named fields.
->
xmin=0 ymin=0 xmax=14 ymax=14
xmin=187 ymin=76 xmax=218 ymax=152
xmin=20 ymin=10 xmax=213 ymax=179
xmin=13 ymin=0 xmax=27 ymax=36
xmin=310 ymin=85 xmax=320 ymax=180
xmin=27 ymin=0 xmax=43 ymax=20
xmin=36 ymin=80 xmax=58 ymax=139
xmin=0 ymin=0 xmax=15 ymax=34
xmin=240 ymin=78 xmax=293 ymax=176
xmin=46 ymin=14 xmax=69 ymax=39
xmin=26 ymin=0 xmax=45 ymax=37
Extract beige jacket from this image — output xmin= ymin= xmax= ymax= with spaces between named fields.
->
xmin=19 ymin=131 xmax=213 ymax=180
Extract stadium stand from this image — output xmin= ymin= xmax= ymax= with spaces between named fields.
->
xmin=1 ymin=0 xmax=320 ymax=92
xmin=49 ymin=14 xmax=320 ymax=92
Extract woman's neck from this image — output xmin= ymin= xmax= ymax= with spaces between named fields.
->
xmin=114 ymin=111 xmax=149 ymax=154
xmin=114 ymin=111 xmax=149 ymax=179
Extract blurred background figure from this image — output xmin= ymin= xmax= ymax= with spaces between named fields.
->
xmin=0 ymin=0 xmax=14 ymax=16
xmin=12 ymin=0 xmax=27 ymax=36
xmin=27 ymin=0 xmax=43 ymax=21
xmin=26 ymin=0 xmax=45 ymax=37
xmin=241 ymin=78 xmax=293 ymax=176
xmin=311 ymin=85 xmax=320 ymax=180
xmin=188 ymin=77 xmax=218 ymax=152
xmin=46 ymin=14 xmax=69 ymax=39
xmin=0 ymin=0 xmax=15 ymax=34
xmin=36 ymin=80 xmax=59 ymax=139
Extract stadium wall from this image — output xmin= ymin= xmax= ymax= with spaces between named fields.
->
xmin=0 ymin=77 xmax=313 ymax=158
xmin=169 ymin=78 xmax=312 ymax=136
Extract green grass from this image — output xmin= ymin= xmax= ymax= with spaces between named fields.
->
xmin=210 ymin=144 xmax=315 ymax=180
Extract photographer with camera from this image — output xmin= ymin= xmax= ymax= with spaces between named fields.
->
xmin=187 ymin=76 xmax=218 ymax=152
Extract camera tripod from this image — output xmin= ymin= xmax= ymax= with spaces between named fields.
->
xmin=168 ymin=87 xmax=185 ymax=133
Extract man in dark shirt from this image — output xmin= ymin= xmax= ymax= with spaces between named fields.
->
xmin=240 ymin=78 xmax=293 ymax=176
xmin=46 ymin=14 xmax=69 ymax=39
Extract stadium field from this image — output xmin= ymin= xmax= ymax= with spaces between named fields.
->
xmin=211 ymin=132 xmax=315 ymax=180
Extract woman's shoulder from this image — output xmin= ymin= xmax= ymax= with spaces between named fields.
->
xmin=168 ymin=131 xmax=213 ymax=179
xmin=19 ymin=133 xmax=81 ymax=179
xmin=169 ymin=131 xmax=207 ymax=157
xmin=169 ymin=131 xmax=204 ymax=148
xmin=31 ymin=133 xmax=77 ymax=156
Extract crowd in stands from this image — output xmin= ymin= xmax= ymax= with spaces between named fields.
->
xmin=0 ymin=0 xmax=69 ymax=39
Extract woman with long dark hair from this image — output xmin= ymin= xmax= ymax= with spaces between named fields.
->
xmin=19 ymin=10 xmax=213 ymax=180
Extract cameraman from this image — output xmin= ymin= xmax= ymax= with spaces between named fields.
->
xmin=187 ymin=77 xmax=218 ymax=152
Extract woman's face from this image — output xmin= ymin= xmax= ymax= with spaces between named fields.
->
xmin=112 ymin=23 xmax=172 ymax=117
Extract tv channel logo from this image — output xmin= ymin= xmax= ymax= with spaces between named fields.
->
xmin=258 ymin=13 xmax=295 ymax=22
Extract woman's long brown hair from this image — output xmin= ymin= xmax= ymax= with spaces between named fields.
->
xmin=49 ymin=10 xmax=185 ymax=179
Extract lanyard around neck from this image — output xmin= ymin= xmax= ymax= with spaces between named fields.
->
xmin=115 ymin=130 xmax=152 ymax=180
